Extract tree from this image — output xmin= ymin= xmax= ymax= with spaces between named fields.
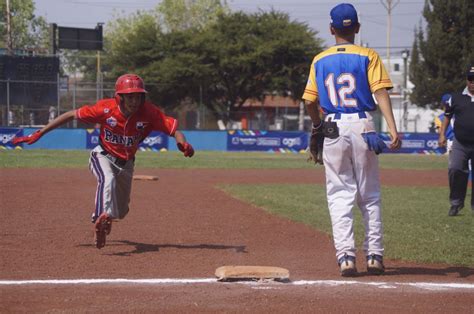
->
xmin=409 ymin=0 xmax=474 ymax=108
xmin=101 ymin=1 xmax=227 ymax=106
xmin=59 ymin=50 xmax=100 ymax=81
xmin=0 ymin=0 xmax=49 ymax=53
xmin=191 ymin=11 xmax=322 ymax=120
xmin=63 ymin=11 xmax=161 ymax=82
xmin=157 ymin=0 xmax=229 ymax=32
xmin=101 ymin=8 xmax=322 ymax=123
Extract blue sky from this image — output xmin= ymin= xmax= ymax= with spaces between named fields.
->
xmin=35 ymin=0 xmax=426 ymax=57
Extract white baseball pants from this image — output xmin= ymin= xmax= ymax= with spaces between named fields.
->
xmin=89 ymin=145 xmax=134 ymax=221
xmin=323 ymin=112 xmax=384 ymax=261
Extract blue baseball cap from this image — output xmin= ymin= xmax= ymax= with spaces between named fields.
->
xmin=441 ymin=93 xmax=451 ymax=104
xmin=330 ymin=3 xmax=359 ymax=29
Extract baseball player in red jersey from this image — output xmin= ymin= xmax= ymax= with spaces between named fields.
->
xmin=13 ymin=74 xmax=194 ymax=249
xmin=303 ymin=4 xmax=401 ymax=276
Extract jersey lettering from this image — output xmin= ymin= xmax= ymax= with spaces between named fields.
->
xmin=104 ymin=129 xmax=141 ymax=147
xmin=337 ymin=74 xmax=357 ymax=107
xmin=77 ymin=99 xmax=177 ymax=160
xmin=325 ymin=73 xmax=337 ymax=106
xmin=302 ymin=45 xmax=393 ymax=114
xmin=325 ymin=73 xmax=357 ymax=108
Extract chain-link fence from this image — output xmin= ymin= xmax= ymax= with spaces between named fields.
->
xmin=0 ymin=78 xmax=314 ymax=131
xmin=1 ymin=78 xmax=390 ymax=132
xmin=0 ymin=78 xmax=114 ymax=128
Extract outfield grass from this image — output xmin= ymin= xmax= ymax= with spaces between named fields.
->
xmin=0 ymin=149 xmax=448 ymax=170
xmin=219 ymin=184 xmax=473 ymax=266
xmin=2 ymin=149 xmax=471 ymax=266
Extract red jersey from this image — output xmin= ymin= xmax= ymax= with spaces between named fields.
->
xmin=76 ymin=98 xmax=177 ymax=160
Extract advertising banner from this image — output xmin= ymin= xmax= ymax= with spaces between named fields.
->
xmin=0 ymin=128 xmax=22 ymax=149
xmin=227 ymin=130 xmax=308 ymax=152
xmin=86 ymin=128 xmax=100 ymax=149
xmin=138 ymin=131 xmax=169 ymax=151
xmin=379 ymin=133 xmax=446 ymax=155
xmin=86 ymin=129 xmax=168 ymax=151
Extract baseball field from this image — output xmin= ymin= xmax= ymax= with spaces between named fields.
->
xmin=1 ymin=150 xmax=473 ymax=312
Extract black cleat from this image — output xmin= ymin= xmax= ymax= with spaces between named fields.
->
xmin=448 ymin=205 xmax=463 ymax=216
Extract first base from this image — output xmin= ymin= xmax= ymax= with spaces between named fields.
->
xmin=133 ymin=175 xmax=159 ymax=181
xmin=215 ymin=266 xmax=290 ymax=282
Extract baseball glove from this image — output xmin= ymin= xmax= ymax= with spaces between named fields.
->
xmin=361 ymin=132 xmax=387 ymax=155
xmin=308 ymin=122 xmax=324 ymax=165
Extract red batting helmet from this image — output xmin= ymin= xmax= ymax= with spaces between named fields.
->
xmin=115 ymin=74 xmax=147 ymax=95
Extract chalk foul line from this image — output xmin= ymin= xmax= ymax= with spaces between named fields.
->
xmin=0 ymin=278 xmax=473 ymax=291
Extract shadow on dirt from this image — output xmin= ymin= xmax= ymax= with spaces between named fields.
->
xmin=100 ymin=240 xmax=248 ymax=256
xmin=383 ymin=266 xmax=474 ymax=278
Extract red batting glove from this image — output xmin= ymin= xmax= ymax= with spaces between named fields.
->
xmin=177 ymin=142 xmax=194 ymax=157
xmin=12 ymin=130 xmax=42 ymax=145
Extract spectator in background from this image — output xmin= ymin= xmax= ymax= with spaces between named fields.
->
xmin=8 ymin=110 xmax=15 ymax=126
xmin=29 ymin=112 xmax=35 ymax=126
xmin=48 ymin=106 xmax=57 ymax=123
xmin=438 ymin=65 xmax=474 ymax=216
xmin=434 ymin=93 xmax=454 ymax=154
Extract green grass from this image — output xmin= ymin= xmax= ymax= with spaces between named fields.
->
xmin=2 ymin=149 xmax=470 ymax=266
xmin=378 ymin=154 xmax=448 ymax=170
xmin=0 ymin=149 xmax=448 ymax=170
xmin=219 ymin=184 xmax=473 ymax=266
xmin=0 ymin=149 xmax=312 ymax=169
xmin=0 ymin=149 xmax=91 ymax=168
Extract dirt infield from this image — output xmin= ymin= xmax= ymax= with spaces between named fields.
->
xmin=1 ymin=168 xmax=473 ymax=312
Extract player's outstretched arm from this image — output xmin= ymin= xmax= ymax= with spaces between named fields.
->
xmin=173 ymin=130 xmax=194 ymax=157
xmin=13 ymin=110 xmax=77 ymax=145
xmin=374 ymin=88 xmax=401 ymax=150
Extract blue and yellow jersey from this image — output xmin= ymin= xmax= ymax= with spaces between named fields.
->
xmin=434 ymin=113 xmax=454 ymax=140
xmin=302 ymin=44 xmax=393 ymax=114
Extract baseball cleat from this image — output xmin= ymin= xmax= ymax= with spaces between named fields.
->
xmin=338 ymin=254 xmax=357 ymax=277
xmin=94 ymin=213 xmax=112 ymax=249
xmin=367 ymin=254 xmax=385 ymax=275
xmin=448 ymin=205 xmax=463 ymax=216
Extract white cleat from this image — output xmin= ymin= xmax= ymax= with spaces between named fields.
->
xmin=338 ymin=254 xmax=357 ymax=277
xmin=367 ymin=254 xmax=385 ymax=275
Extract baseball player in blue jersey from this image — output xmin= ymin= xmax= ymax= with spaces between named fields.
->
xmin=435 ymin=94 xmax=454 ymax=153
xmin=302 ymin=3 xmax=401 ymax=276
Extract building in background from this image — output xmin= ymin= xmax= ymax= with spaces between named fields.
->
xmin=237 ymin=95 xmax=309 ymax=131
xmin=381 ymin=53 xmax=442 ymax=134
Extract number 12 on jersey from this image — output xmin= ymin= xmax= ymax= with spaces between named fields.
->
xmin=324 ymin=73 xmax=358 ymax=108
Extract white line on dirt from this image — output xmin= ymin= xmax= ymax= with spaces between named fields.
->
xmin=0 ymin=278 xmax=473 ymax=291
xmin=0 ymin=278 xmax=215 ymax=285
xmin=291 ymin=280 xmax=474 ymax=291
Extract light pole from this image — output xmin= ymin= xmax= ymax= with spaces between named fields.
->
xmin=380 ymin=0 xmax=400 ymax=75
xmin=402 ymin=49 xmax=409 ymax=131
xmin=402 ymin=49 xmax=409 ymax=90
xmin=6 ymin=0 xmax=13 ymax=55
